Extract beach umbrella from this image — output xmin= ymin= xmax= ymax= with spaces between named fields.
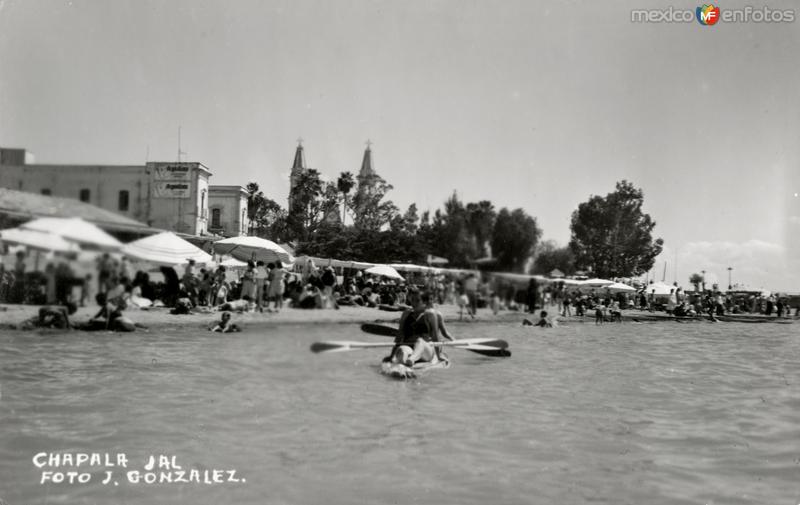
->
xmin=213 ymin=236 xmax=293 ymax=265
xmin=123 ymin=231 xmax=212 ymax=267
xmin=364 ymin=264 xmax=404 ymax=280
xmin=0 ymin=227 xmax=80 ymax=253
xmin=21 ymin=217 xmax=122 ymax=251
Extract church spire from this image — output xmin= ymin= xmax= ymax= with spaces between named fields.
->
xmin=289 ymin=138 xmax=308 ymax=210
xmin=291 ymin=138 xmax=306 ymax=173
xmin=359 ymin=139 xmax=374 ymax=178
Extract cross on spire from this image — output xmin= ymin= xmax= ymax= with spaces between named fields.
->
xmin=365 ymin=139 xmax=373 ymax=149
xmin=297 ymin=137 xmax=304 ymax=146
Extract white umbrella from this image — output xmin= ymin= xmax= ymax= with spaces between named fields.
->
xmin=213 ymin=236 xmax=293 ymax=265
xmin=0 ymin=227 xmax=79 ymax=253
xmin=21 ymin=217 xmax=122 ymax=251
xmin=365 ymin=264 xmax=404 ymax=280
xmin=123 ymin=231 xmax=212 ymax=267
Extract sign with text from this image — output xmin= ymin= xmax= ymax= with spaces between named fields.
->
xmin=153 ymin=165 xmax=192 ymax=181
xmin=152 ymin=182 xmax=191 ymax=198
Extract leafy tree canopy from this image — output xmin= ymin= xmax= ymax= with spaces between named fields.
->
xmin=568 ymin=180 xmax=663 ymax=278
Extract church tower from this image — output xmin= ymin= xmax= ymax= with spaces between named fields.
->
xmin=356 ymin=140 xmax=380 ymax=197
xmin=288 ymin=139 xmax=307 ymax=210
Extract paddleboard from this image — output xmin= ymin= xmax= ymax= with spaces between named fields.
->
xmin=380 ymin=356 xmax=451 ymax=379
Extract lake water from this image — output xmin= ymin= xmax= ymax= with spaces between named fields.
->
xmin=1 ymin=320 xmax=798 ymax=504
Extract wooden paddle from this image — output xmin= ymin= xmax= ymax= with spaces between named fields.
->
xmin=358 ymin=323 xmax=511 ymax=357
xmin=311 ymin=337 xmax=510 ymax=356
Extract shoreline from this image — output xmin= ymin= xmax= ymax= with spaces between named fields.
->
xmin=1 ymin=303 xmax=794 ymax=332
xmin=0 ymin=303 xmax=530 ymax=331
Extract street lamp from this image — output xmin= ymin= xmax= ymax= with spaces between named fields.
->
xmin=701 ymin=270 xmax=706 ymax=291
xmin=727 ymin=267 xmax=733 ymax=290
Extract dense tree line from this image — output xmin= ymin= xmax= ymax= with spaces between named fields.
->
xmin=246 ymin=173 xmax=662 ymax=277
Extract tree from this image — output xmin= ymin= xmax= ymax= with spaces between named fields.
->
xmin=569 ymin=180 xmax=664 ymax=278
xmin=490 ymin=208 xmax=542 ymax=272
xmin=336 ymin=171 xmax=355 ymax=225
xmin=246 ymin=182 xmax=287 ymax=240
xmin=286 ymin=169 xmax=330 ymax=241
xmin=532 ymin=240 xmax=576 ymax=276
xmin=689 ymin=273 xmax=704 ymax=292
xmin=351 ymin=175 xmax=398 ymax=231
xmin=417 ymin=192 xmax=475 ymax=267
xmin=465 ymin=201 xmax=496 ymax=258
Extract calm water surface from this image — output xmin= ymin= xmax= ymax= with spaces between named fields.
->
xmin=1 ymin=320 xmax=798 ymax=504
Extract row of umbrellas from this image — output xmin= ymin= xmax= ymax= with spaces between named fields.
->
xmin=0 ymin=218 xmax=294 ymax=268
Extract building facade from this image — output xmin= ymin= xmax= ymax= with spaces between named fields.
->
xmin=208 ymin=185 xmax=249 ymax=237
xmin=0 ymin=147 xmax=247 ymax=237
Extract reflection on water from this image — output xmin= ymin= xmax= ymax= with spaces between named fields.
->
xmin=1 ymin=322 xmax=799 ymax=504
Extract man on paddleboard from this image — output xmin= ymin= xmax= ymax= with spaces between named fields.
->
xmin=384 ymin=289 xmax=453 ymax=367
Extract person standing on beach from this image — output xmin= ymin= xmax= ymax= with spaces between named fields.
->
xmin=254 ymin=261 xmax=268 ymax=311
xmin=268 ymin=260 xmax=286 ymax=312
xmin=464 ymin=273 xmax=479 ymax=317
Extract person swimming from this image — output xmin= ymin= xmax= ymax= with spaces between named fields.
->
xmin=209 ymin=312 xmax=241 ymax=333
xmin=523 ymin=310 xmax=552 ymax=327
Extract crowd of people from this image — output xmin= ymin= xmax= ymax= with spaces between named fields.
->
xmin=3 ymin=244 xmax=798 ymax=333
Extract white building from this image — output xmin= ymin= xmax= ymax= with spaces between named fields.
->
xmin=0 ymin=147 xmax=248 ymax=237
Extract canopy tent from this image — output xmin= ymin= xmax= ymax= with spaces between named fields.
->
xmin=389 ymin=263 xmax=434 ymax=274
xmin=606 ymin=282 xmax=636 ymax=293
xmin=20 ymin=217 xmax=122 ymax=251
xmin=0 ymin=227 xmax=80 ymax=253
xmin=122 ymin=231 xmax=212 ymax=267
xmin=213 ymin=236 xmax=293 ymax=265
xmin=364 ymin=264 xmax=404 ymax=280
xmin=426 ymin=255 xmax=449 ymax=265
xmin=488 ymin=272 xmax=549 ymax=285
xmin=294 ymin=256 xmax=376 ymax=270
xmin=549 ymin=268 xmax=565 ymax=278
xmin=580 ymin=278 xmax=614 ymax=287
xmin=644 ymin=282 xmax=675 ymax=296
xmin=219 ymin=257 xmax=248 ymax=268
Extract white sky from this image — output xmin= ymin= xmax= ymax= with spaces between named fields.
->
xmin=1 ymin=0 xmax=798 ymax=290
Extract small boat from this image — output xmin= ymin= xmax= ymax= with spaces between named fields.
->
xmin=380 ymin=356 xmax=451 ymax=379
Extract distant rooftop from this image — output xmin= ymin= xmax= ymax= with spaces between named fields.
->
xmin=0 ymin=187 xmax=156 ymax=236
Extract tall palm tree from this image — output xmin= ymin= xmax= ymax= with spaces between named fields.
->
xmin=337 ymin=171 xmax=355 ymax=225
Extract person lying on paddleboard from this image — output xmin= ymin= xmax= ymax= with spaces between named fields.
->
xmin=384 ymin=289 xmax=454 ymax=367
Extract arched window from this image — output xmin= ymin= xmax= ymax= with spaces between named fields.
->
xmin=200 ymin=190 xmax=206 ymax=218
